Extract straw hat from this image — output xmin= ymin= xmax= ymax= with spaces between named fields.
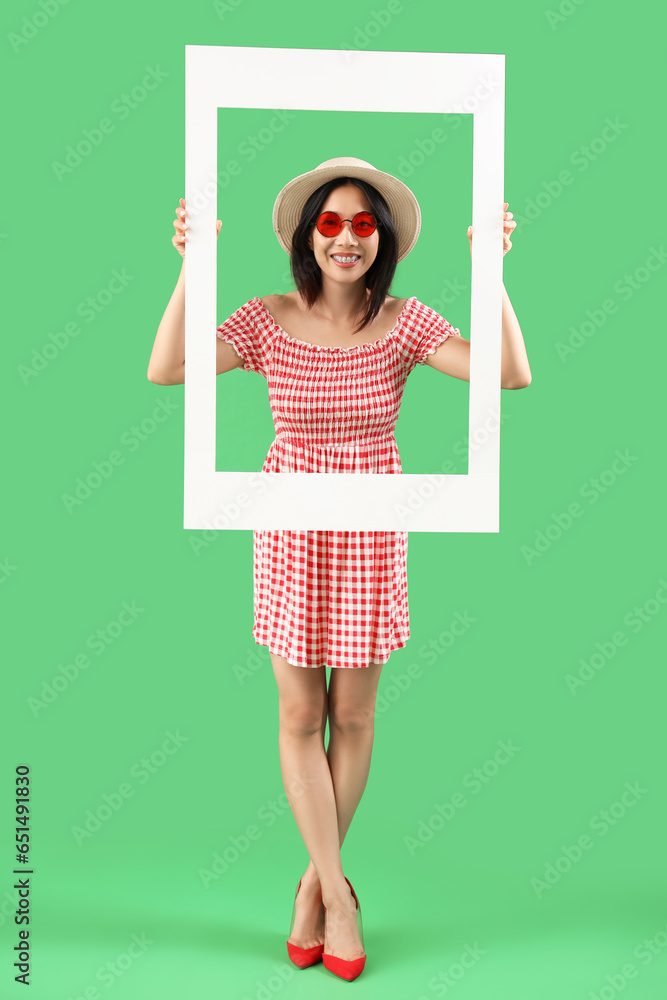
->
xmin=272 ymin=156 xmax=421 ymax=263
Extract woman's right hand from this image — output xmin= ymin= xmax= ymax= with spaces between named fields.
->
xmin=172 ymin=197 xmax=223 ymax=259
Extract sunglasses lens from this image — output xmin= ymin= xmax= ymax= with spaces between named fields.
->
xmin=352 ymin=213 xmax=376 ymax=236
xmin=317 ymin=212 xmax=341 ymax=236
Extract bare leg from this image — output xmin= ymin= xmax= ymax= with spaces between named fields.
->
xmin=271 ymin=654 xmax=353 ymax=954
xmin=272 ymin=653 xmax=383 ymax=959
xmin=326 ymin=662 xmax=383 ymax=844
xmin=297 ymin=661 xmax=382 ymax=888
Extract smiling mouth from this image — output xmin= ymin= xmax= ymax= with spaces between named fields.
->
xmin=331 ymin=254 xmax=361 ymax=266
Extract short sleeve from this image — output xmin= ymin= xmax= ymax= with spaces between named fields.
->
xmin=404 ymin=299 xmax=461 ymax=373
xmin=216 ymin=298 xmax=273 ymax=378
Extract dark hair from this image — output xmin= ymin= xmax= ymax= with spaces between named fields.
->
xmin=288 ymin=177 xmax=399 ymax=335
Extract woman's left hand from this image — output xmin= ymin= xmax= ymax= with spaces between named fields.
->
xmin=467 ymin=203 xmax=516 ymax=257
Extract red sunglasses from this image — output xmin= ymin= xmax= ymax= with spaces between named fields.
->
xmin=316 ymin=211 xmax=378 ymax=238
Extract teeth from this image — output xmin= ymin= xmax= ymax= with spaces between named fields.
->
xmin=332 ymin=255 xmax=359 ymax=262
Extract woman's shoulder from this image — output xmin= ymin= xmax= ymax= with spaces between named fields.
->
xmin=257 ymin=293 xmax=291 ymax=332
xmin=388 ymin=295 xmax=409 ymax=319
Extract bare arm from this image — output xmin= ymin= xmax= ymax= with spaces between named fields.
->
xmin=147 ymin=259 xmax=186 ymax=384
xmin=426 ymin=202 xmax=531 ymax=388
xmin=146 ymin=199 xmax=244 ymax=385
xmin=499 ymin=281 xmax=531 ymax=389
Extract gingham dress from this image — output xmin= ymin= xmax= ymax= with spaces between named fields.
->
xmin=216 ymin=295 xmax=461 ymax=668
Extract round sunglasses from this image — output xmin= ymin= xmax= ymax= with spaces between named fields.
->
xmin=315 ymin=211 xmax=378 ymax=238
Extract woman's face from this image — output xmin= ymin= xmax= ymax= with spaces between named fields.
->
xmin=308 ymin=183 xmax=379 ymax=283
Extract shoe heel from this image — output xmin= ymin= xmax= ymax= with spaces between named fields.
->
xmin=344 ymin=875 xmax=365 ymax=949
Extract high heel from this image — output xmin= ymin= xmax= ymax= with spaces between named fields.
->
xmin=286 ymin=878 xmax=325 ymax=969
xmin=322 ymin=876 xmax=366 ymax=981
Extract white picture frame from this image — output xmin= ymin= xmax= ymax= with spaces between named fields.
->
xmin=184 ymin=44 xmax=505 ymax=532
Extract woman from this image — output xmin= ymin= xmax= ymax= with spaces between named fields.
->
xmin=148 ymin=157 xmax=529 ymax=981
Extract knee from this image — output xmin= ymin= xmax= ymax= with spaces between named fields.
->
xmin=280 ymin=702 xmax=324 ymax=738
xmin=329 ymin=703 xmax=375 ymax=736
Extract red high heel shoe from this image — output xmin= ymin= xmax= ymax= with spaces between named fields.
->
xmin=322 ymin=876 xmax=366 ymax=981
xmin=286 ymin=878 xmax=325 ymax=969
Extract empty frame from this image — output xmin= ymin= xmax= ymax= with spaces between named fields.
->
xmin=184 ymin=45 xmax=505 ymax=531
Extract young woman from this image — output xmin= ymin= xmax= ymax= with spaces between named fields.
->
xmin=148 ymin=157 xmax=529 ymax=981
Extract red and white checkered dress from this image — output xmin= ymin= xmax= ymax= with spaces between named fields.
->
xmin=216 ymin=295 xmax=460 ymax=669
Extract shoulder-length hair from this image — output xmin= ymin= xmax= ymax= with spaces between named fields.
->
xmin=288 ymin=177 xmax=399 ymax=335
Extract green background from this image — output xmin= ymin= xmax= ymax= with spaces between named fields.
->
xmin=2 ymin=1 xmax=666 ymax=998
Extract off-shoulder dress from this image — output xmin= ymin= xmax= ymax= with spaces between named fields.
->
xmin=215 ymin=295 xmax=460 ymax=668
